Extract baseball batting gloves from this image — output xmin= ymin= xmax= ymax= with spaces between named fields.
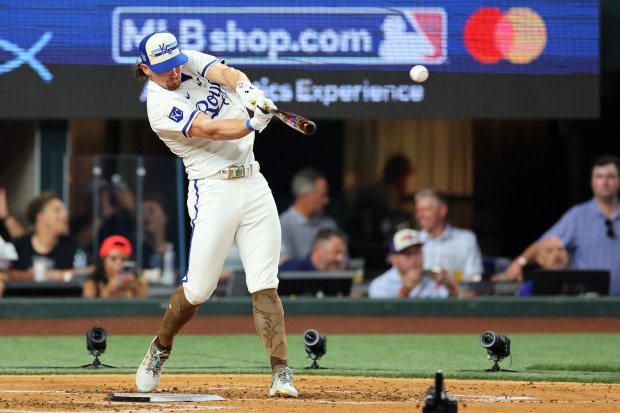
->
xmin=236 ymin=81 xmax=265 ymax=111
xmin=248 ymin=97 xmax=276 ymax=133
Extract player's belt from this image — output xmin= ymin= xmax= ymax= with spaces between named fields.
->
xmin=217 ymin=161 xmax=260 ymax=179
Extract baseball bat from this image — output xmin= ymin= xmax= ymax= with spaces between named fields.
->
xmin=259 ymin=105 xmax=317 ymax=136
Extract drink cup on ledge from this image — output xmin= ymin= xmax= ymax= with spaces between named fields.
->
xmin=33 ymin=256 xmax=53 ymax=282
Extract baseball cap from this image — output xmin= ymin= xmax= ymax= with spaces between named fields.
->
xmin=139 ymin=31 xmax=188 ymax=73
xmin=390 ymin=229 xmax=424 ymax=253
xmin=99 ymin=235 xmax=133 ymax=258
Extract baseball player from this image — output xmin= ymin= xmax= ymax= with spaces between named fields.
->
xmin=133 ymin=31 xmax=297 ymax=398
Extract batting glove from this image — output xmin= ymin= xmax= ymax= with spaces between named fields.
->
xmin=236 ymin=82 xmax=265 ymax=111
xmin=248 ymin=97 xmax=276 ymax=133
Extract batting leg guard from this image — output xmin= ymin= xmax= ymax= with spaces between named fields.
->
xmin=252 ymin=288 xmax=288 ymax=371
xmin=158 ymin=285 xmax=200 ymax=345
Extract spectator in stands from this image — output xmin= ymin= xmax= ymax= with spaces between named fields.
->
xmin=142 ymin=192 xmax=173 ymax=270
xmin=69 ymin=176 xmax=137 ymax=257
xmin=517 ymin=236 xmax=570 ymax=296
xmin=9 ymin=192 xmax=90 ymax=281
xmin=97 ymin=175 xmax=137 ymax=242
xmin=414 ymin=189 xmax=483 ymax=283
xmin=495 ymin=155 xmax=620 ymax=295
xmin=83 ymin=235 xmax=147 ymax=298
xmin=0 ymin=234 xmax=18 ymax=298
xmin=279 ymin=167 xmax=338 ymax=259
xmin=346 ymin=153 xmax=415 ymax=272
xmin=279 ymin=228 xmax=348 ymax=272
xmin=0 ymin=187 xmax=27 ymax=240
xmin=368 ymin=228 xmax=462 ymax=298
xmin=533 ymin=236 xmax=570 ymax=271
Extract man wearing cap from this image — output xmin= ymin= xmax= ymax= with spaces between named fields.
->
xmin=368 ymin=229 xmax=462 ymax=298
xmin=133 ymin=32 xmax=297 ymax=397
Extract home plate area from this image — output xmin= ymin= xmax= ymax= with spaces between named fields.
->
xmin=1 ymin=374 xmax=619 ymax=413
xmin=109 ymin=393 xmax=225 ymax=402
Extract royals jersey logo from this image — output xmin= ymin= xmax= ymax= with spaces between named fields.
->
xmin=193 ymin=79 xmax=230 ymax=119
xmin=167 ymin=106 xmax=184 ymax=123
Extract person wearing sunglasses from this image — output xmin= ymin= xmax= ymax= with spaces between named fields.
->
xmin=495 ymin=155 xmax=620 ymax=295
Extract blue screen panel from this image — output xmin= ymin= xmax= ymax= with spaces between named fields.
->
xmin=0 ymin=1 xmax=600 ymax=118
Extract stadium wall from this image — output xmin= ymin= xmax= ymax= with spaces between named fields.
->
xmin=1 ymin=297 xmax=620 ymax=319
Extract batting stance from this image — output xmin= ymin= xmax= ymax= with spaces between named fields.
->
xmin=133 ymin=31 xmax=297 ymax=397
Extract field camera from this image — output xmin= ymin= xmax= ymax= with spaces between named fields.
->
xmin=422 ymin=370 xmax=458 ymax=413
xmin=480 ymin=330 xmax=511 ymax=372
xmin=86 ymin=326 xmax=107 ymax=357
xmin=81 ymin=326 xmax=114 ymax=369
xmin=303 ymin=329 xmax=326 ymax=369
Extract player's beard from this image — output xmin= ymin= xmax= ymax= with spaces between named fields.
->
xmin=166 ymin=77 xmax=182 ymax=91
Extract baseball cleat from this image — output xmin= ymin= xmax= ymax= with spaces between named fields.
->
xmin=135 ymin=337 xmax=171 ymax=393
xmin=269 ymin=366 xmax=298 ymax=397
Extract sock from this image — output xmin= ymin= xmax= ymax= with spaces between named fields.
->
xmin=252 ymin=288 xmax=288 ymax=372
xmin=158 ymin=285 xmax=199 ymax=345
xmin=154 ymin=336 xmax=172 ymax=352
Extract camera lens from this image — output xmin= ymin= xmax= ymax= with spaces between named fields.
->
xmin=480 ymin=330 xmax=510 ymax=361
xmin=303 ymin=329 xmax=326 ymax=359
xmin=86 ymin=326 xmax=107 ymax=355
xmin=89 ymin=327 xmax=106 ymax=343
xmin=303 ymin=329 xmax=319 ymax=346
xmin=480 ymin=331 xmax=497 ymax=348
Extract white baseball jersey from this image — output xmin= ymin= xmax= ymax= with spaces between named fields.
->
xmin=146 ymin=49 xmax=255 ymax=180
xmin=144 ymin=49 xmax=281 ymax=304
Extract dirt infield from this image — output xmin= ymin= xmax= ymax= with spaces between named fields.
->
xmin=1 ymin=374 xmax=619 ymax=412
xmin=1 ymin=315 xmax=620 ymax=412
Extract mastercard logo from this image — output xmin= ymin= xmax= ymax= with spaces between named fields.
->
xmin=463 ymin=7 xmax=547 ymax=64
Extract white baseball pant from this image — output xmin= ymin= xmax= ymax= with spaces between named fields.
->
xmin=182 ymin=173 xmax=281 ymax=305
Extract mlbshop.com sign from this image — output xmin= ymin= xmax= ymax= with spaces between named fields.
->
xmin=113 ymin=7 xmax=448 ymax=68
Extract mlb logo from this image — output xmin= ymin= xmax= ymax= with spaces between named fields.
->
xmin=167 ymin=106 xmax=184 ymax=123
xmin=379 ymin=8 xmax=447 ymax=65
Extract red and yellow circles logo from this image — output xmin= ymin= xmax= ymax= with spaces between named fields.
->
xmin=463 ymin=7 xmax=547 ymax=64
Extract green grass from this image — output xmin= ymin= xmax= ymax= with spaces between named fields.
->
xmin=1 ymin=334 xmax=620 ymax=383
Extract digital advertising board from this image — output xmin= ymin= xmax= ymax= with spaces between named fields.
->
xmin=0 ymin=1 xmax=599 ymax=119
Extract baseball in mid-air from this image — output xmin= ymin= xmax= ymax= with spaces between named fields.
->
xmin=409 ymin=65 xmax=429 ymax=83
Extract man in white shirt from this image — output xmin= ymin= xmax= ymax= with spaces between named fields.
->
xmin=368 ymin=229 xmax=461 ymax=298
xmin=415 ymin=189 xmax=483 ymax=282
